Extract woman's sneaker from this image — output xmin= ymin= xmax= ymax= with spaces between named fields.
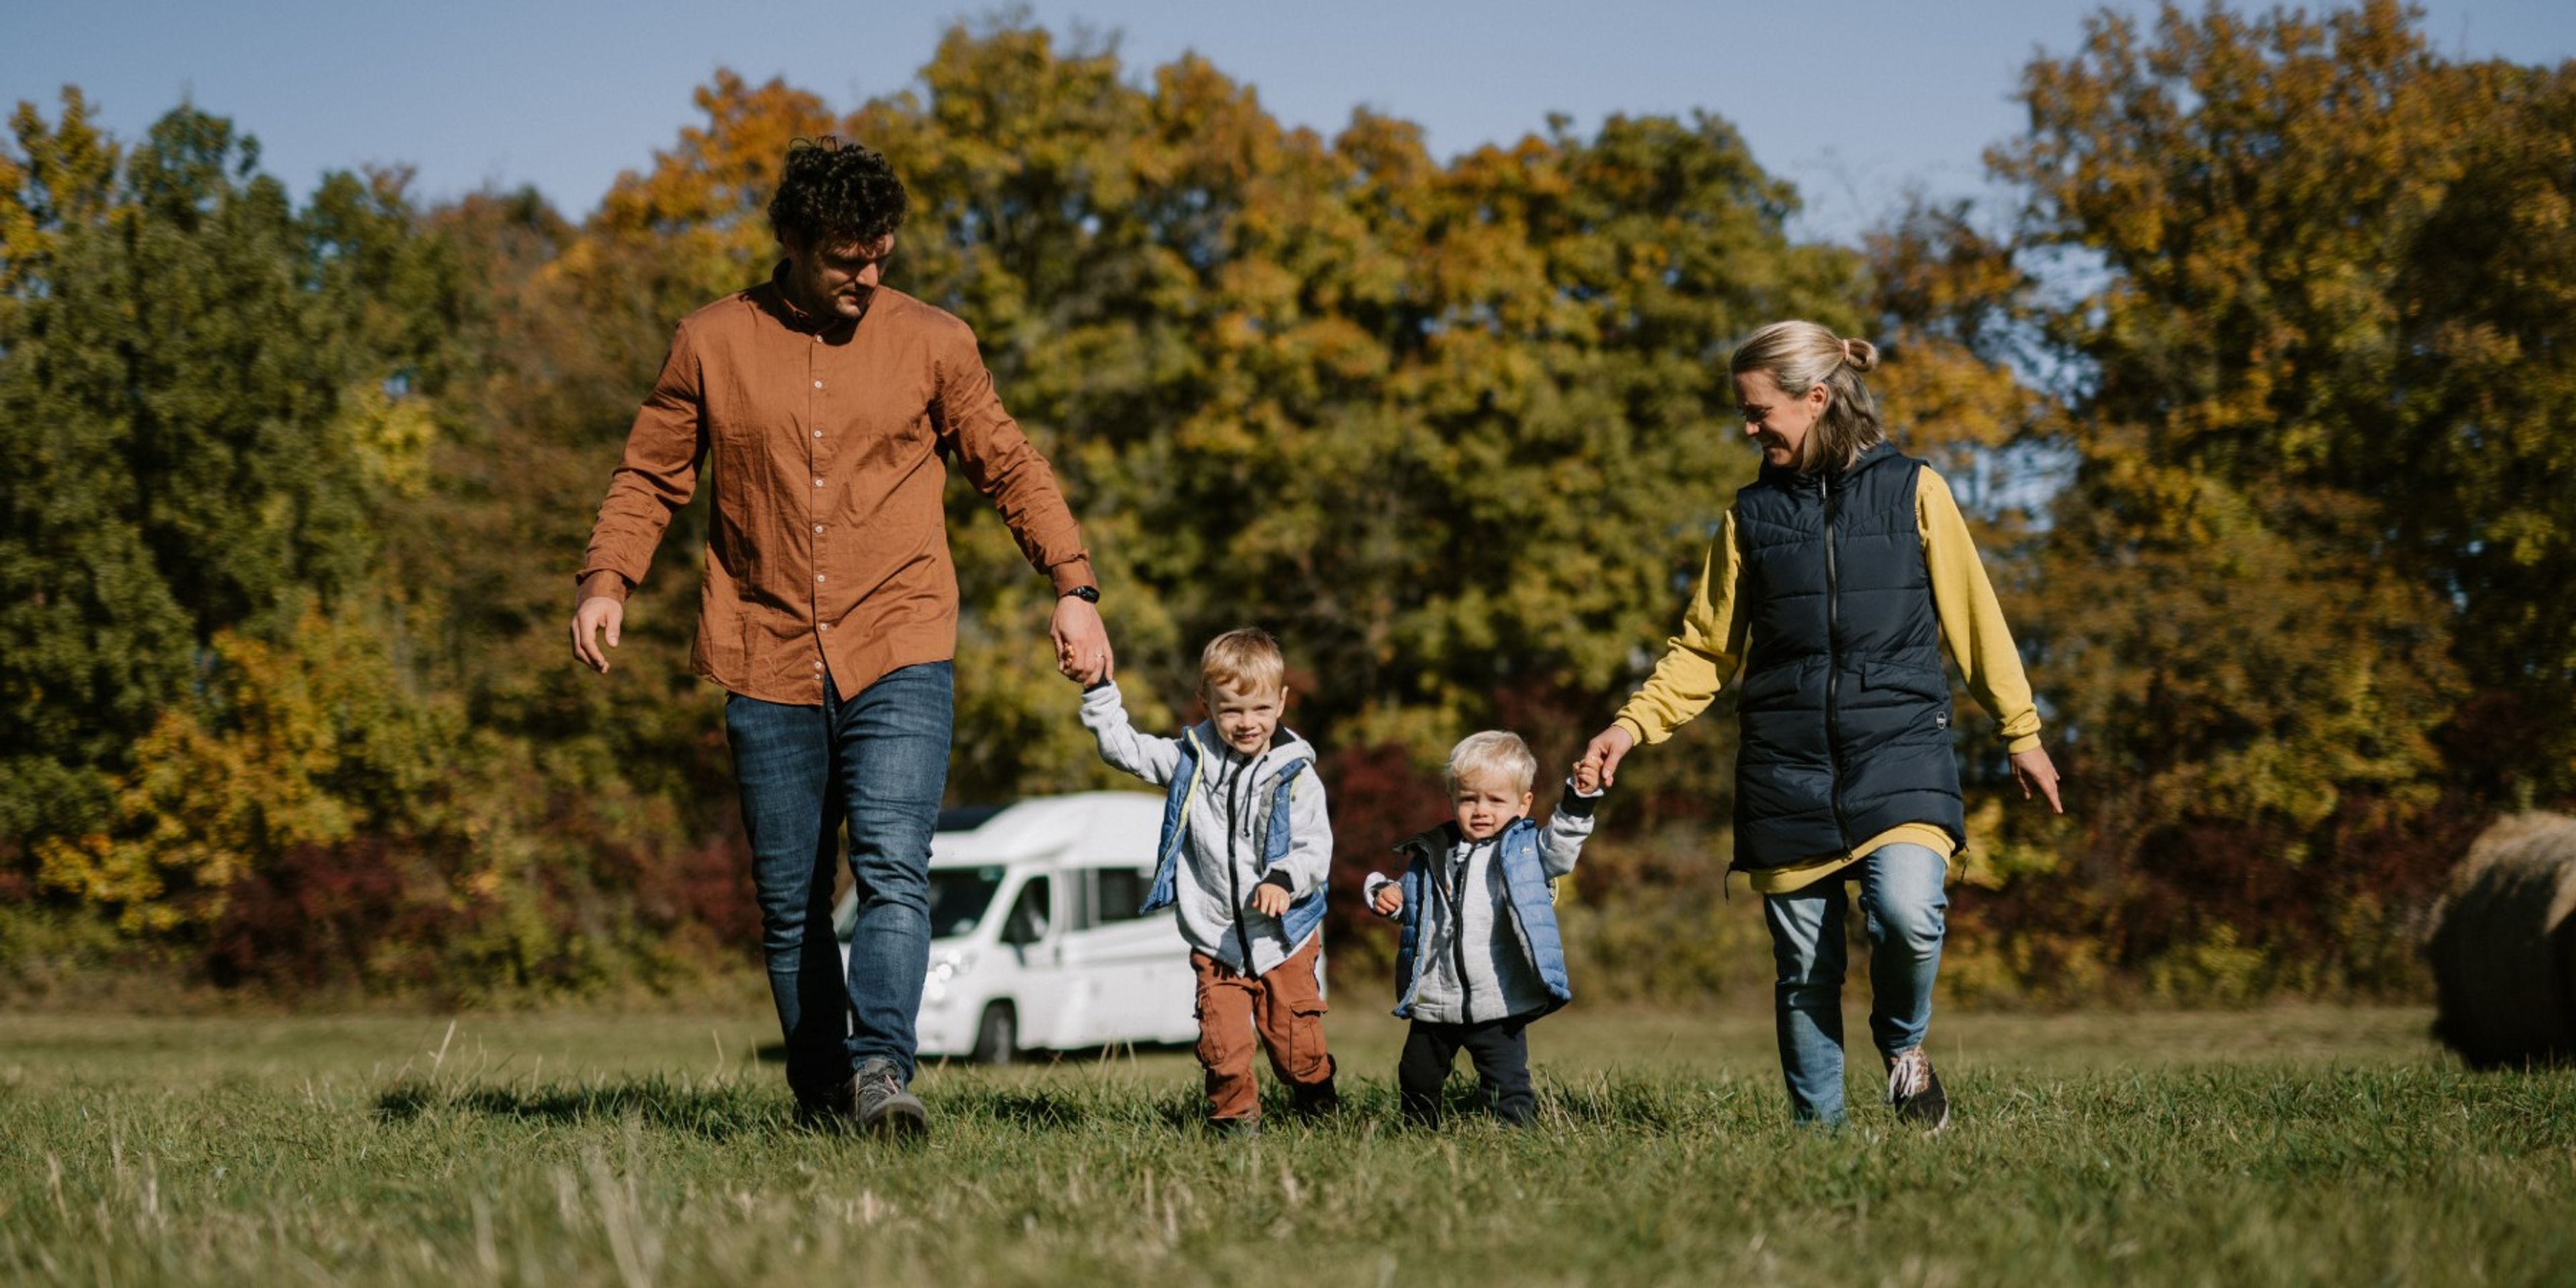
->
xmin=852 ymin=1057 xmax=928 ymax=1140
xmin=1885 ymin=1046 xmax=1950 ymax=1131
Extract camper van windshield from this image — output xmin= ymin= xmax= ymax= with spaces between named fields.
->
xmin=928 ymin=867 xmax=1006 ymax=939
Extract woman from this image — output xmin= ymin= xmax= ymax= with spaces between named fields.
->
xmin=1577 ymin=320 xmax=2062 ymax=1128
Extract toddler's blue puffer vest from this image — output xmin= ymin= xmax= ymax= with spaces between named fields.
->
xmin=1389 ymin=818 xmax=1571 ymax=1019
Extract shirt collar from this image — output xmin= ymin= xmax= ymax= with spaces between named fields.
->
xmin=764 ymin=260 xmax=859 ymax=339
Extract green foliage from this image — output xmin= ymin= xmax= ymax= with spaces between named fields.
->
xmin=1 ymin=90 xmax=460 ymax=846
xmin=1875 ymin=0 xmax=2574 ymax=989
xmin=7 ymin=4 xmax=2573 ymax=1002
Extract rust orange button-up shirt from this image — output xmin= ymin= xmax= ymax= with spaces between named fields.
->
xmin=578 ymin=272 xmax=1095 ymax=705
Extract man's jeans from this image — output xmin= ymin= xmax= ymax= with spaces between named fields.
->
xmin=724 ymin=661 xmax=951 ymax=1097
xmin=1761 ymin=841 xmax=1948 ymax=1124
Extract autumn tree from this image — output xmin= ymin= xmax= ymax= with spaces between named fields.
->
xmin=1924 ymin=0 xmax=2576 ymax=993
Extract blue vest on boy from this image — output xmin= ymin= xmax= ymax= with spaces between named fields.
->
xmin=1139 ymin=724 xmax=1327 ymax=957
xmin=1388 ymin=818 xmax=1572 ymax=1020
xmin=1729 ymin=439 xmax=1964 ymax=871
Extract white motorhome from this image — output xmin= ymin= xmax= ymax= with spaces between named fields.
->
xmin=833 ymin=792 xmax=1199 ymax=1064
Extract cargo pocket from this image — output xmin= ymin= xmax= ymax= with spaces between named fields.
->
xmin=1287 ymin=995 xmax=1332 ymax=1079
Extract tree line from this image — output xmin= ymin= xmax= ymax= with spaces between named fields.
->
xmin=4 ymin=1 xmax=2568 ymax=1002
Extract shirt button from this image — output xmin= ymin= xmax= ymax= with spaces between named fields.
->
xmin=812 ymin=661 xmax=824 ymax=671
xmin=818 ymin=623 xmax=832 ymax=633
xmin=815 ymin=574 xmax=826 ymax=582
xmin=812 ymin=430 xmax=822 ymax=438
xmin=812 ymin=478 xmax=823 ymax=488
xmin=813 ymin=525 xmax=823 ymax=534
xmin=812 ymin=380 xmax=823 ymax=388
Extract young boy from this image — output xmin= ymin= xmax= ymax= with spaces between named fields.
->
xmin=1079 ymin=627 xmax=1338 ymax=1134
xmin=1364 ymin=731 xmax=1603 ymax=1126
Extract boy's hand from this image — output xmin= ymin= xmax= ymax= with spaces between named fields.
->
xmin=1576 ymin=724 xmax=1634 ymax=790
xmin=1372 ymin=883 xmax=1403 ymax=916
xmin=1250 ymin=883 xmax=1293 ymax=918
xmin=2010 ymin=746 xmax=2063 ymax=814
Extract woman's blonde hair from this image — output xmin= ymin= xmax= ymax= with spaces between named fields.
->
xmin=1730 ymin=320 xmax=1885 ymax=472
xmin=1446 ymin=731 xmax=1538 ymax=795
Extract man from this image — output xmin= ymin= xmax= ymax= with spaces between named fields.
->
xmin=570 ymin=138 xmax=1112 ymax=1137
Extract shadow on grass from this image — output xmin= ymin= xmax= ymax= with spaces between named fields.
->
xmin=753 ymin=1040 xmax=1194 ymax=1066
xmin=374 ymin=1075 xmax=784 ymax=1140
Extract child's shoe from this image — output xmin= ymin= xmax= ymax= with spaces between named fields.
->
xmin=1289 ymin=1068 xmax=1342 ymax=1119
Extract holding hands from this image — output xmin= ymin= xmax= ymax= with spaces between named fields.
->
xmin=1052 ymin=592 xmax=1114 ymax=686
xmin=1574 ymin=724 xmax=1634 ymax=794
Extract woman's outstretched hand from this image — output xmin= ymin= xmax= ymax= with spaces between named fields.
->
xmin=1576 ymin=724 xmax=1636 ymax=792
xmin=2010 ymin=746 xmax=2063 ymax=813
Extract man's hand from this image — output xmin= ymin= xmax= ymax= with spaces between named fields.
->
xmin=1251 ymin=883 xmax=1292 ymax=918
xmin=1372 ymin=883 xmax=1403 ymax=916
xmin=571 ymin=596 xmax=625 ymax=674
xmin=1052 ymin=593 xmax=1113 ymax=686
xmin=1576 ymin=724 xmax=1636 ymax=792
xmin=2010 ymin=746 xmax=2064 ymax=814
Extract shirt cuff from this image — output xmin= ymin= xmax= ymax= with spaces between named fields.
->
xmin=576 ymin=570 xmax=631 ymax=605
xmin=1362 ymin=871 xmax=1398 ymax=916
xmin=1613 ymin=714 xmax=1653 ymax=747
xmin=2006 ymin=732 xmax=2043 ymax=755
xmin=1048 ymin=557 xmax=1098 ymax=597
xmin=1558 ymin=777 xmax=1605 ymax=818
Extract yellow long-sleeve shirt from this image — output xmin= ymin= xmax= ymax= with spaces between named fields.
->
xmin=1614 ymin=466 xmax=2041 ymax=894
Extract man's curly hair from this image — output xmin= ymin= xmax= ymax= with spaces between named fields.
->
xmin=767 ymin=137 xmax=908 ymax=249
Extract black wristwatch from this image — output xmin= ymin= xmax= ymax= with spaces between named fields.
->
xmin=1063 ymin=585 xmax=1100 ymax=604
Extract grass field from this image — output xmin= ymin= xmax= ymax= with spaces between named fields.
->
xmin=3 ymin=1002 xmax=2571 ymax=1286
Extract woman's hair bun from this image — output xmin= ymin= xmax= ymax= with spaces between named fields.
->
xmin=1840 ymin=337 xmax=1879 ymax=372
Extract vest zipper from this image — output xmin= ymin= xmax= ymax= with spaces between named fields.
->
xmin=1821 ymin=472 xmax=1852 ymax=851
xmin=1451 ymin=839 xmax=1483 ymax=1017
xmin=1223 ymin=749 xmax=1258 ymax=972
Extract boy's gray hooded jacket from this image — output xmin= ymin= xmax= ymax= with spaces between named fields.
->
xmin=1081 ymin=682 xmax=1332 ymax=977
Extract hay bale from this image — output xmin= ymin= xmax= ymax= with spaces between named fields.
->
xmin=2427 ymin=812 xmax=2576 ymax=1068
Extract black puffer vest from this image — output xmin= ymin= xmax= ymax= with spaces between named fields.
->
xmin=1729 ymin=440 xmax=1963 ymax=871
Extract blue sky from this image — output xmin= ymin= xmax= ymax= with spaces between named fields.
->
xmin=9 ymin=1 xmax=2573 ymax=244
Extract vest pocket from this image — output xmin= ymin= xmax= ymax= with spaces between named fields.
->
xmin=1861 ymin=661 xmax=1948 ymax=700
xmin=1733 ymin=661 xmax=1809 ymax=708
xmin=1862 ymin=661 xmax=1953 ymax=731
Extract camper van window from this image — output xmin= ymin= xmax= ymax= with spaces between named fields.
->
xmin=1091 ymin=868 xmax=1148 ymax=924
xmin=1002 ymin=875 xmax=1052 ymax=947
xmin=926 ymin=867 xmax=1006 ymax=940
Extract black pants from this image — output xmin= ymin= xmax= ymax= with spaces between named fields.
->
xmin=1399 ymin=1015 xmax=1537 ymax=1126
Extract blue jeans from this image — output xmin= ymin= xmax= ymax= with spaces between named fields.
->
xmin=1761 ymin=841 xmax=1948 ymax=1124
xmin=724 ymin=661 xmax=952 ymax=1095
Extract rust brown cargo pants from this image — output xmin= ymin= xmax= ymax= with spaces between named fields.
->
xmin=1190 ymin=934 xmax=1337 ymax=1123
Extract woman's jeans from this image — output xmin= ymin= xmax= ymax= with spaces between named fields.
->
xmin=1760 ymin=841 xmax=1948 ymax=1124
xmin=724 ymin=661 xmax=952 ymax=1099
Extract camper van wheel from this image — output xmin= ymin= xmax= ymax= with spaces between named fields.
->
xmin=971 ymin=1002 xmax=1018 ymax=1066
